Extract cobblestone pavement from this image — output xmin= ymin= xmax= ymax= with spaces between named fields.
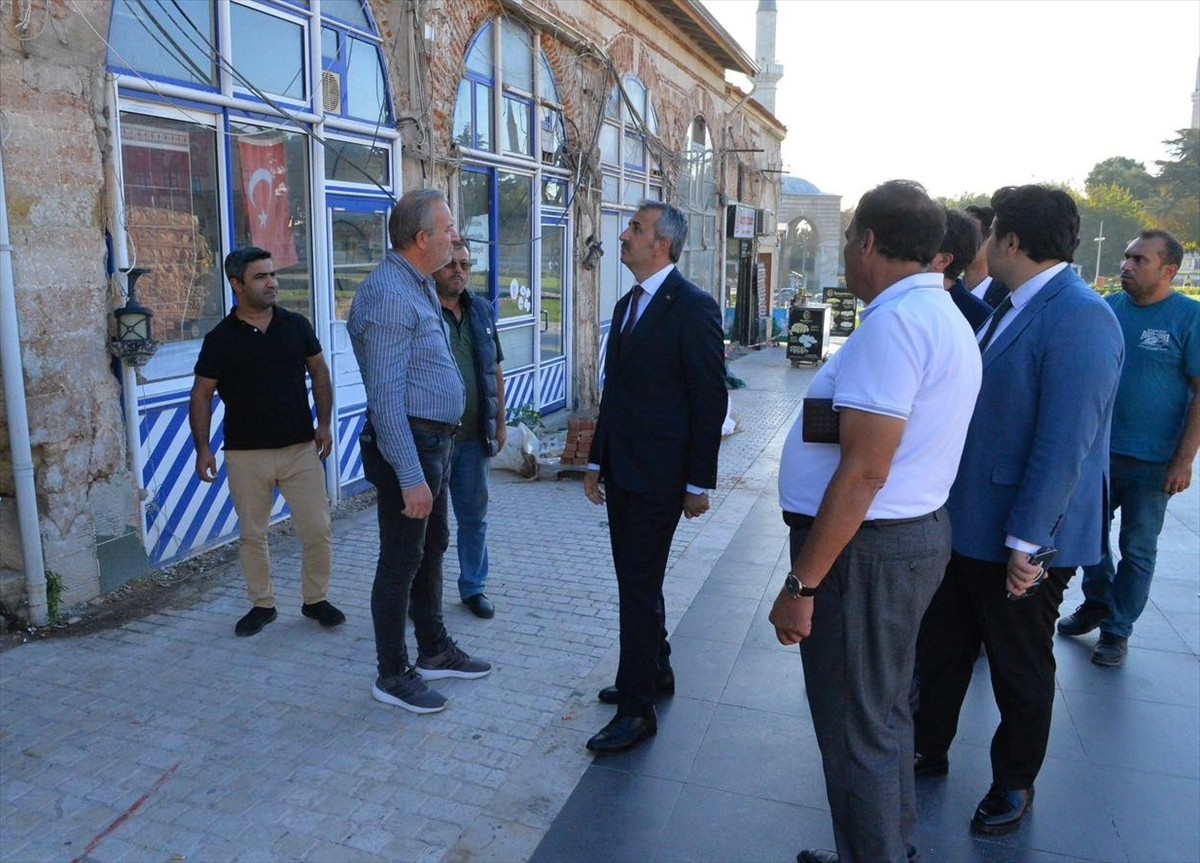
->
xmin=0 ymin=346 xmax=817 ymax=863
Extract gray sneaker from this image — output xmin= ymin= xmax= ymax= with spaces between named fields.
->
xmin=372 ymin=668 xmax=447 ymax=714
xmin=416 ymin=641 xmax=492 ymax=680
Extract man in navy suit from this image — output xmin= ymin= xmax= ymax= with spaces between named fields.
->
xmin=583 ymin=201 xmax=727 ymax=755
xmin=914 ymin=185 xmax=1124 ymax=835
xmin=933 ymin=207 xmax=993 ymax=330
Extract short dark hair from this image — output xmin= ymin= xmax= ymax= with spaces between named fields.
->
xmin=388 ymin=188 xmax=446 ymax=250
xmin=990 ymin=185 xmax=1080 ymax=263
xmin=224 ymin=246 xmax=272 ymax=283
xmin=453 ymin=237 xmax=472 ymax=254
xmin=964 ymin=204 xmax=994 ymax=235
xmin=637 ymin=200 xmax=688 ymax=262
xmin=852 ymin=180 xmax=945 ymax=265
xmin=940 ymin=209 xmax=982 ymax=283
xmin=1137 ymin=229 xmax=1183 ymax=268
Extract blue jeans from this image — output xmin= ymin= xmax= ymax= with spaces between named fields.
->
xmin=1081 ymin=455 xmax=1171 ymax=639
xmin=449 ymin=436 xmax=491 ymax=601
xmin=365 ymin=428 xmax=452 ymax=677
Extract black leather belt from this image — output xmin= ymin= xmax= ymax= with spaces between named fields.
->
xmin=783 ymin=510 xmax=939 ymax=530
xmin=408 ymin=416 xmax=461 ymax=436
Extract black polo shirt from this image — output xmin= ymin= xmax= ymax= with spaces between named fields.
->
xmin=194 ymin=306 xmax=321 ymax=450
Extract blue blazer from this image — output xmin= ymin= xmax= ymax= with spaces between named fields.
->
xmin=589 ymin=268 xmax=727 ymax=495
xmin=946 ymin=267 xmax=1124 ymax=567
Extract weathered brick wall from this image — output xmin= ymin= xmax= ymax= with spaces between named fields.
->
xmin=0 ymin=0 xmax=138 ymax=611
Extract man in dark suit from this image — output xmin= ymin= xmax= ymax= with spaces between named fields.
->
xmin=583 ymin=201 xmax=727 ymax=755
xmin=964 ymin=204 xmax=1009 ymax=308
xmin=933 ymin=207 xmax=993 ymax=330
xmin=914 ymin=185 xmax=1124 ymax=835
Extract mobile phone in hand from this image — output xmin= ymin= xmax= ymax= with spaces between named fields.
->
xmin=1006 ymin=547 xmax=1057 ymax=601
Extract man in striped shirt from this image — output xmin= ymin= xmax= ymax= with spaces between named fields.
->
xmin=348 ymin=189 xmax=492 ymax=714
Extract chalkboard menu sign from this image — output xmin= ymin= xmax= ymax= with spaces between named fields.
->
xmin=822 ymin=287 xmax=860 ymax=337
xmin=786 ymin=305 xmax=831 ymax=364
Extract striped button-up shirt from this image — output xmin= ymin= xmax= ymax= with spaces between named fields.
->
xmin=348 ymin=250 xmax=465 ymax=488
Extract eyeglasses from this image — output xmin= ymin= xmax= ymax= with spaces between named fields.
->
xmin=444 ymin=260 xmax=471 ymax=271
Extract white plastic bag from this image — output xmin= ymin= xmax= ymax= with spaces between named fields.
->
xmin=493 ymin=422 xmax=540 ymax=477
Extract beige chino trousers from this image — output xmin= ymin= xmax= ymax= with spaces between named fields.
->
xmin=224 ymin=441 xmax=332 ymax=608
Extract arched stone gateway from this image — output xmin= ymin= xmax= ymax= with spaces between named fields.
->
xmin=778 ymin=177 xmax=842 ymax=302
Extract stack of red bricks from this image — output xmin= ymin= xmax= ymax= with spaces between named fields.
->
xmin=560 ymin=416 xmax=597 ymax=466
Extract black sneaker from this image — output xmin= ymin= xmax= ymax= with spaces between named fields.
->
xmin=235 ymin=606 xmax=277 ymax=637
xmin=1091 ymin=633 xmax=1128 ymax=667
xmin=1057 ymin=602 xmax=1110 ymax=637
xmin=416 ymin=641 xmax=492 ymax=680
xmin=301 ymin=600 xmax=346 ymax=628
xmin=372 ymin=668 xmax=447 ymax=714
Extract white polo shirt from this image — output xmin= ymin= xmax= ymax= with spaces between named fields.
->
xmin=779 ymin=272 xmax=982 ymax=519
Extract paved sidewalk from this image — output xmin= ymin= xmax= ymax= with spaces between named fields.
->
xmin=2 ymin=344 xmax=1197 ymax=863
xmin=0 ymin=346 xmax=815 ymax=863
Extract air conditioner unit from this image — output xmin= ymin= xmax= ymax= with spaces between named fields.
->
xmin=754 ymin=208 xmax=775 ymax=237
xmin=321 ymin=70 xmax=342 ymax=114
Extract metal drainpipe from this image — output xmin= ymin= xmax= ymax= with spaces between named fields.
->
xmin=0 ymin=137 xmax=49 ymax=626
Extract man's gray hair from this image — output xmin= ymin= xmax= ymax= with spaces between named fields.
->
xmin=638 ymin=200 xmax=688 ymax=262
xmin=389 ymin=188 xmax=447 ymax=250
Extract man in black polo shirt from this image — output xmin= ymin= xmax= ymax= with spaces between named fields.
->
xmin=190 ymin=246 xmax=345 ymax=637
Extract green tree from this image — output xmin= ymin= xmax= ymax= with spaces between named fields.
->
xmin=939 ymin=192 xmax=992 ymax=211
xmin=1076 ymin=184 xmax=1150 ymax=285
xmin=1085 ymin=156 xmax=1157 ymax=203
xmin=1153 ymin=128 xmax=1200 ymax=248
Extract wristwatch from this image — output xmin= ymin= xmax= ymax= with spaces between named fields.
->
xmin=784 ymin=573 xmax=818 ymax=598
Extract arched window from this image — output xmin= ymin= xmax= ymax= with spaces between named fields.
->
xmin=680 ymin=117 xmax=717 ymax=293
xmin=453 ymin=18 xmax=573 ymax=414
xmin=598 ymin=76 xmax=662 ymax=324
xmin=453 ymin=19 xmax=567 ymax=165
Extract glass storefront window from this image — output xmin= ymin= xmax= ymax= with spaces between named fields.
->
xmin=324 ymin=138 xmax=389 ymax=186
xmin=502 ymin=96 xmax=531 ymax=157
xmin=120 ymin=112 xmax=223 ymax=344
xmin=459 ymin=170 xmax=492 ymax=298
xmin=229 ymin=123 xmax=313 ymax=322
xmin=331 ymin=210 xmax=386 ymax=321
xmin=498 ymin=323 xmax=535 ymax=369
xmin=322 ymin=0 xmax=371 ymax=29
xmin=501 ymin=18 xmax=533 ymax=93
xmin=540 ymin=225 xmax=565 ymax=360
xmin=345 ymin=37 xmax=388 ymax=123
xmin=496 ymin=171 xmax=532 ymax=321
xmin=108 ymin=0 xmax=216 ymax=87
xmin=230 ymin=4 xmax=306 ymax=101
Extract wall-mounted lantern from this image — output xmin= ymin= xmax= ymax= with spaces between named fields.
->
xmin=108 ymin=267 xmax=159 ymax=367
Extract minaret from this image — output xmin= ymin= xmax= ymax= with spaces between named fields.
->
xmin=1192 ymin=56 xmax=1199 ymax=129
xmin=753 ymin=0 xmax=784 ymax=115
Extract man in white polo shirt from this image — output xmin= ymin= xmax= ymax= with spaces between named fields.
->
xmin=771 ymin=180 xmax=982 ymax=863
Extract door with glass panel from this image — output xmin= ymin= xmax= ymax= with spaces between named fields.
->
xmin=327 ymin=197 xmax=388 ymax=493
xmin=538 ymin=217 xmax=569 ymax=412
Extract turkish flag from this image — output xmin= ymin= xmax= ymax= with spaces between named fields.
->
xmin=237 ymin=136 xmax=298 ymax=268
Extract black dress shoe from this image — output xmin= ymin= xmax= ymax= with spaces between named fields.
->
xmin=585 ymin=713 xmax=657 ymax=754
xmin=797 ymin=847 xmax=918 ymax=863
xmin=1057 ymin=601 xmax=1109 ymax=636
xmin=914 ymin=751 xmax=949 ymax=777
xmin=597 ymin=669 xmax=675 ymax=704
xmin=463 ymin=594 xmax=495 ymax=619
xmin=970 ymin=785 xmax=1034 ymax=835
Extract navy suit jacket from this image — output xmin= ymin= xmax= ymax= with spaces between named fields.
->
xmin=589 ymin=268 xmax=727 ymax=496
xmin=946 ymin=267 xmax=1123 ymax=567
xmin=949 ymin=278 xmax=993 ymax=331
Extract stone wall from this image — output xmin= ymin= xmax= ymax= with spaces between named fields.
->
xmin=0 ymin=0 xmax=142 ymax=615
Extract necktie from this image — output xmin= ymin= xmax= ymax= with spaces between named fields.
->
xmin=620 ymin=285 xmax=644 ymax=345
xmin=978 ymin=294 xmax=1014 ymax=353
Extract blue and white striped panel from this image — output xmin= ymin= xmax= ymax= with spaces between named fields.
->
xmin=337 ymin=405 xmax=368 ymax=489
xmin=139 ymin=393 xmax=285 ymax=566
xmin=598 ymin=328 xmax=611 ymax=388
xmin=505 ymin=368 xmax=535 ymax=413
xmin=538 ymin=359 xmax=566 ymax=410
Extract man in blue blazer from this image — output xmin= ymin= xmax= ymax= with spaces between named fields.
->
xmin=913 ymin=185 xmax=1124 ymax=835
xmin=583 ymin=201 xmax=728 ymax=754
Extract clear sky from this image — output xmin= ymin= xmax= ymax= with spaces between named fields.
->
xmin=701 ymin=0 xmax=1200 ymax=207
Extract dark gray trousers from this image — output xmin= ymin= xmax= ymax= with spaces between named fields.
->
xmin=793 ymin=508 xmax=950 ymax=863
